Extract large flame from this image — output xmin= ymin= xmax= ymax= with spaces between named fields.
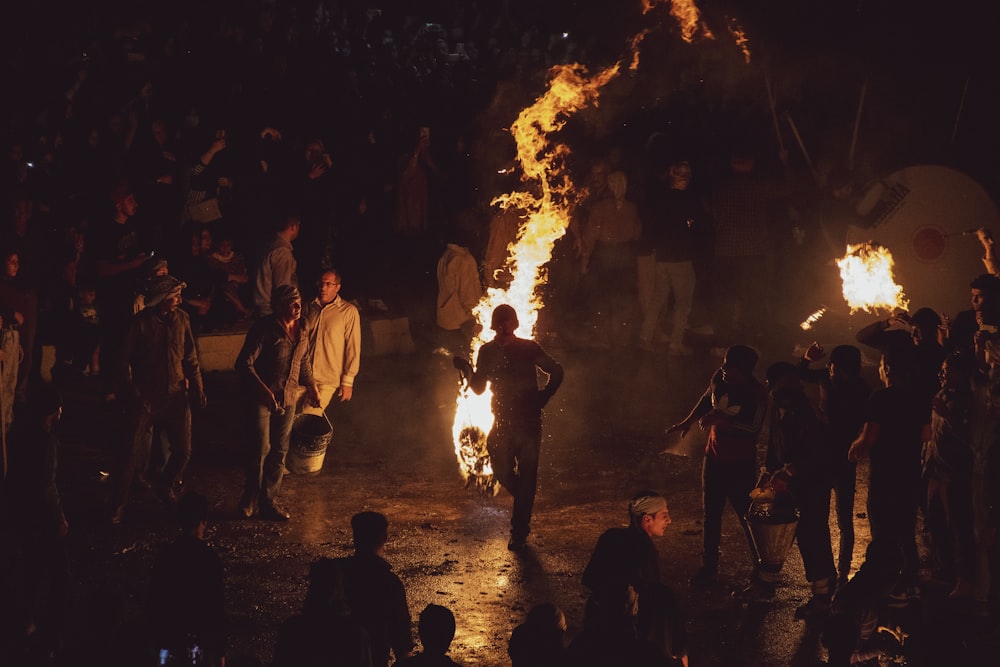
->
xmin=451 ymin=61 xmax=625 ymax=490
xmin=837 ymin=242 xmax=909 ymax=313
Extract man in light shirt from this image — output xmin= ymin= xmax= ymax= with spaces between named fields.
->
xmin=302 ymin=269 xmax=361 ymax=413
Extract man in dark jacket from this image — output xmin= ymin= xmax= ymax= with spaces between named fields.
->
xmin=339 ymin=511 xmax=414 ymax=667
xmin=114 ymin=275 xmax=206 ymax=524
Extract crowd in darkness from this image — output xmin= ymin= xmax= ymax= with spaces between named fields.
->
xmin=4 ymin=0 xmax=1000 ymax=666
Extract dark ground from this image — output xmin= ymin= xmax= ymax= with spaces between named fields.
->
xmin=35 ymin=316 xmax=1000 ymax=666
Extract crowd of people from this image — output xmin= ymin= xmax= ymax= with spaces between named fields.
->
xmin=668 ymin=237 xmax=1000 ymax=664
xmin=1 ymin=0 xmax=999 ymax=665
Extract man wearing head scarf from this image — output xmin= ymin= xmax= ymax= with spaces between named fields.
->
xmin=236 ymin=284 xmax=320 ymax=521
xmin=578 ymin=491 xmax=688 ymax=666
xmin=114 ymin=275 xmax=206 ymax=524
xmin=453 ymin=304 xmax=563 ymax=550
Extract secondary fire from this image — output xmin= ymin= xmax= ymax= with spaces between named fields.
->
xmin=799 ymin=307 xmax=827 ymax=331
xmin=728 ymin=18 xmax=751 ymax=63
xmin=837 ymin=242 xmax=909 ymax=313
xmin=451 ymin=62 xmax=625 ymax=491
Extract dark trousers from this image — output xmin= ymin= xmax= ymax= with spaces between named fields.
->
xmin=244 ymin=403 xmax=295 ymax=506
xmin=794 ymin=478 xmax=838 ymax=584
xmin=115 ymin=392 xmax=192 ymax=508
xmin=833 ymin=460 xmax=858 ymax=575
xmin=488 ymin=416 xmax=542 ymax=540
xmin=701 ymin=456 xmax=756 ymax=569
xmin=868 ymin=480 xmax=920 ymax=586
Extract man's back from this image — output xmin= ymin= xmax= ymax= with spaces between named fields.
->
xmin=339 ymin=553 xmax=413 ymax=667
xmin=148 ymin=535 xmax=226 ymax=658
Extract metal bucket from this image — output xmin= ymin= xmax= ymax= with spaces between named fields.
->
xmin=286 ymin=413 xmax=333 ymax=475
xmin=745 ymin=500 xmax=799 ymax=574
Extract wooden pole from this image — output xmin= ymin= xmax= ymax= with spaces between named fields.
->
xmin=786 ymin=112 xmax=818 ymax=184
xmin=950 ymin=76 xmax=970 ymax=151
xmin=848 ymin=78 xmax=868 ymax=170
xmin=764 ymin=74 xmax=786 ymax=153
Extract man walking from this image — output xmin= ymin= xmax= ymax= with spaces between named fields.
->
xmin=237 ymin=285 xmax=319 ymax=521
xmin=454 ymin=304 xmax=564 ymax=550
xmin=115 ymin=275 xmax=206 ymax=524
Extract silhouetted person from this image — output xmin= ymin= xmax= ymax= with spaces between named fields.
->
xmin=797 ymin=343 xmax=872 ymax=583
xmin=273 ymin=557 xmax=372 ymax=667
xmin=508 ymin=602 xmax=568 ymax=667
xmin=398 ymin=604 xmax=461 ymax=666
xmin=849 ymin=346 xmax=926 ymax=603
xmin=147 ymin=492 xmax=226 ymax=666
xmin=454 ymin=304 xmax=564 ymax=550
xmin=668 ymin=345 xmax=766 ymax=587
xmin=339 ymin=511 xmax=414 ymax=666
xmin=2 ymin=384 xmax=69 ymax=664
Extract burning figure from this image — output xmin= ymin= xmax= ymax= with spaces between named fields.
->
xmin=454 ymin=305 xmax=564 ymax=551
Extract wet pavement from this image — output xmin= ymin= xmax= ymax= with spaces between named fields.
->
xmin=47 ymin=325 xmax=1000 ymax=666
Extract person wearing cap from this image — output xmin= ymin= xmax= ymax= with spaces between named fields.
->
xmin=453 ymin=304 xmax=563 ymax=550
xmin=236 ymin=284 xmax=320 ymax=521
xmin=114 ymin=274 xmax=206 ymax=524
xmin=667 ymin=344 xmax=768 ymax=587
xmin=578 ymin=491 xmax=688 ymax=666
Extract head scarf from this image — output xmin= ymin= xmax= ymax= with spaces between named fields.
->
xmin=145 ymin=275 xmax=186 ymax=308
xmin=628 ymin=493 xmax=667 ymax=522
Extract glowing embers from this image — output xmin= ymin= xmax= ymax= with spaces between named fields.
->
xmin=799 ymin=307 xmax=827 ymax=331
xmin=837 ymin=242 xmax=909 ymax=313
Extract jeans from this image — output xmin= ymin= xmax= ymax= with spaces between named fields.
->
xmin=639 ymin=260 xmax=695 ymax=344
xmin=244 ymin=402 xmax=295 ymax=505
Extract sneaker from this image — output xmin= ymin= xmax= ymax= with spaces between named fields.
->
xmin=690 ymin=565 xmax=718 ymax=587
xmin=239 ymin=497 xmax=258 ymax=519
xmin=732 ymin=579 xmax=775 ymax=603
xmin=507 ymin=536 xmax=527 ymax=551
xmin=259 ymin=502 xmax=291 ymax=522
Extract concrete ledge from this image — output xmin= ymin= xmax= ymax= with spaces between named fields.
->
xmin=39 ymin=315 xmax=417 ymax=379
